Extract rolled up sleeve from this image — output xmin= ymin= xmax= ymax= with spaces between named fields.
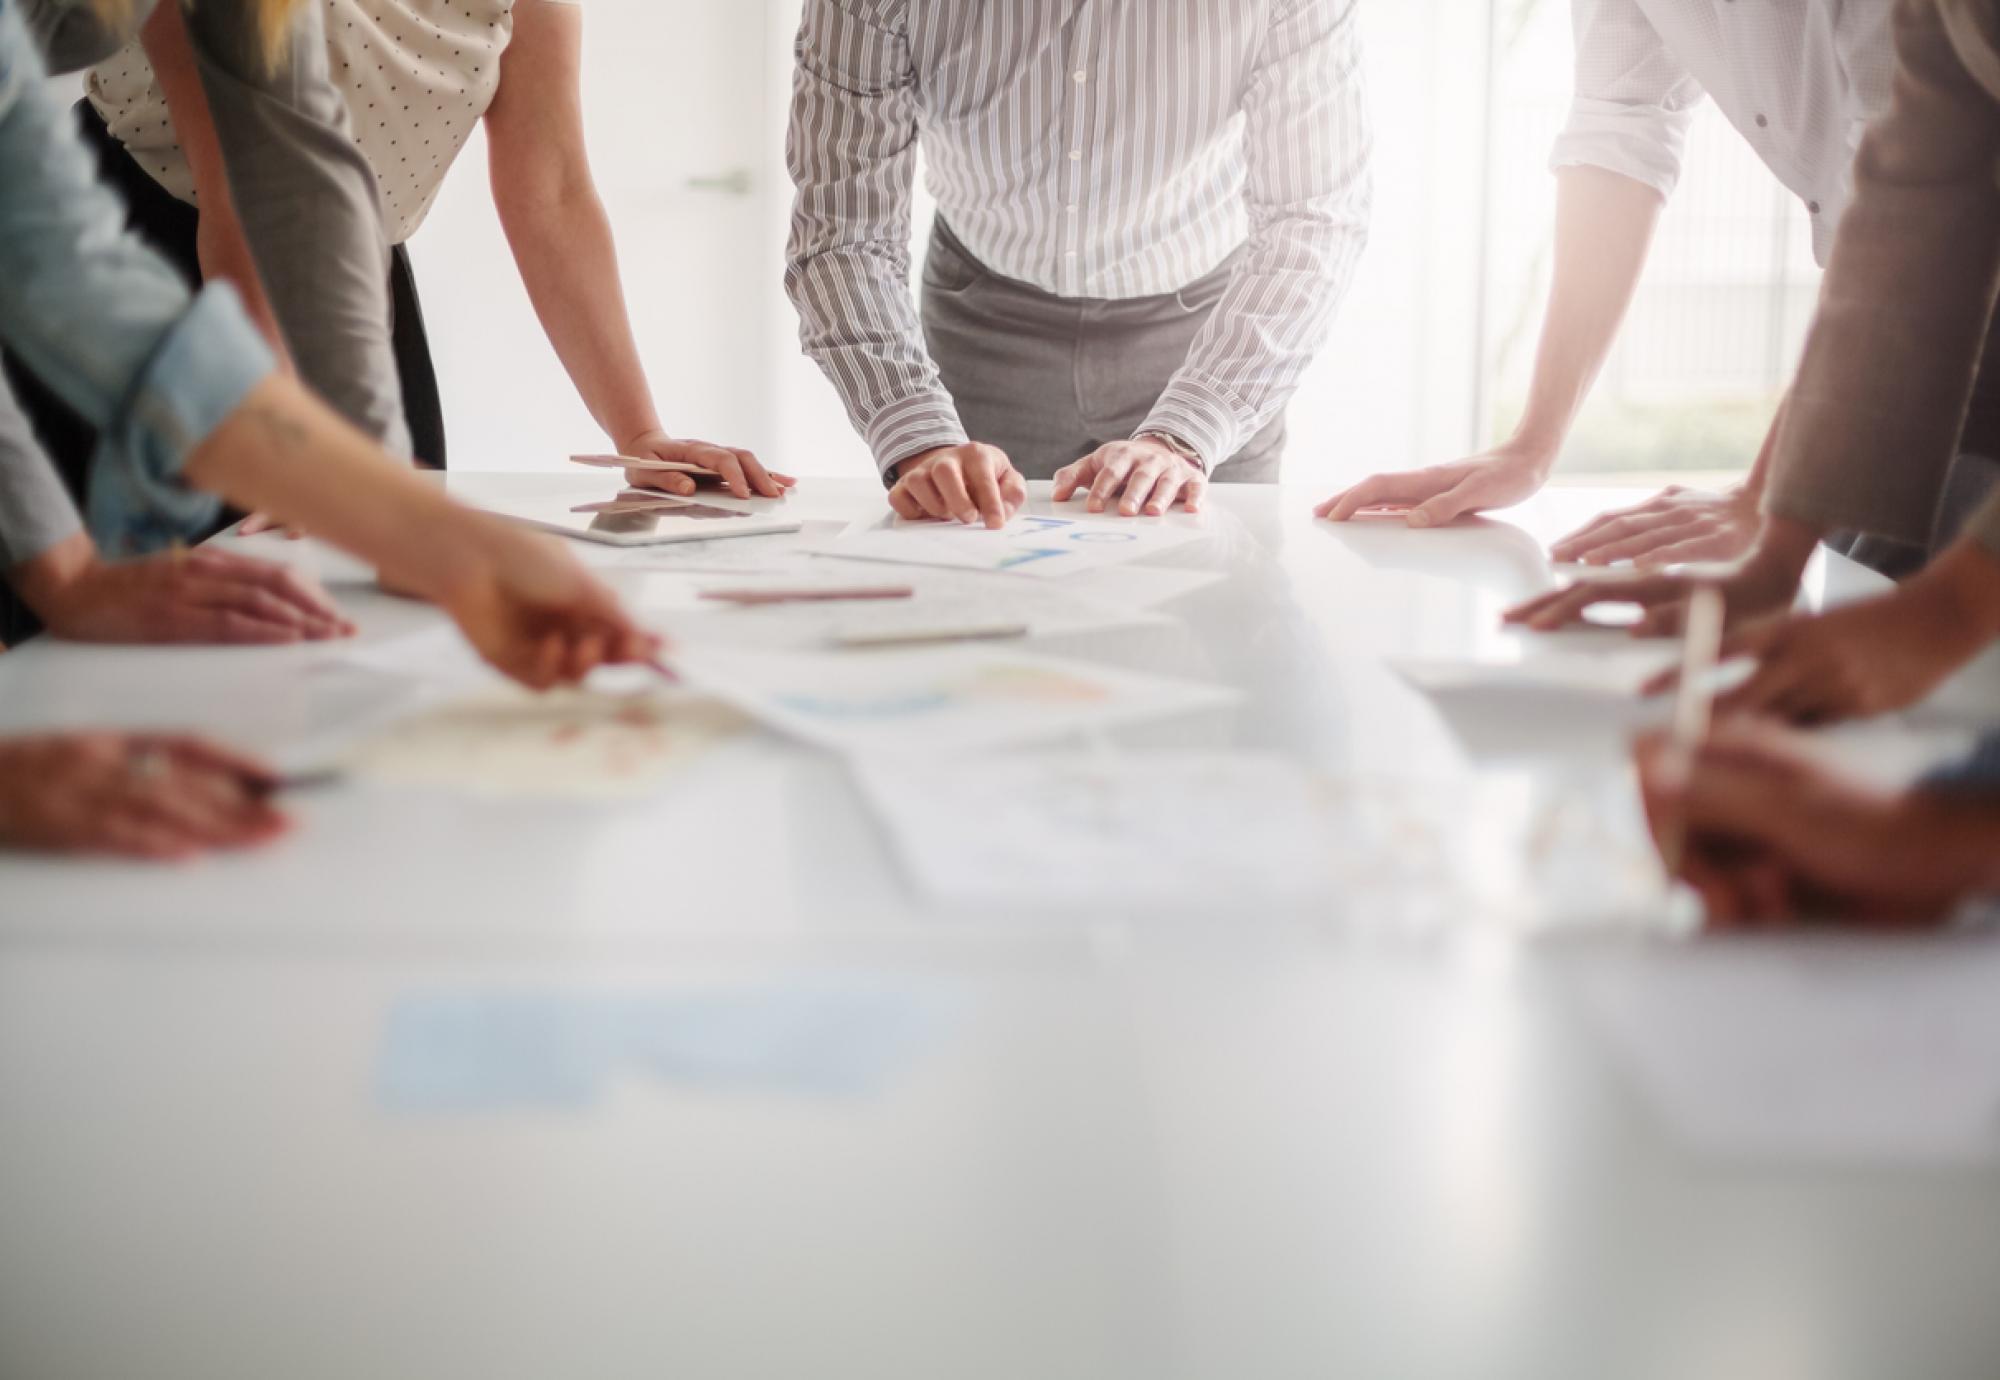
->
xmin=784 ymin=0 xmax=968 ymax=478
xmin=1548 ymin=0 xmax=1705 ymax=200
xmin=0 ymin=0 xmax=273 ymax=553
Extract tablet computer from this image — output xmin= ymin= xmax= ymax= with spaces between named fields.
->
xmin=448 ymin=477 xmax=803 ymax=548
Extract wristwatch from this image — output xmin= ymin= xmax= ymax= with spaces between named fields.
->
xmin=1137 ymin=431 xmax=1207 ymax=474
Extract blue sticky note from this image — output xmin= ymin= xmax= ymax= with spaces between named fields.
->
xmin=377 ymin=982 xmax=961 ymax=1114
xmin=377 ymin=992 xmax=622 ymax=1111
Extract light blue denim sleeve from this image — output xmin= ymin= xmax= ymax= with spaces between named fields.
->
xmin=0 ymin=0 xmax=274 ymax=555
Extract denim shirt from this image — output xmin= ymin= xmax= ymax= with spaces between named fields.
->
xmin=0 ymin=0 xmax=273 ymax=554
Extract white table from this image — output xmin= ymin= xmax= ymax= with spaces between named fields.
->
xmin=1 ymin=479 xmax=1996 ymax=1380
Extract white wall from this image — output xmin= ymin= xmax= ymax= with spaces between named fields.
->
xmin=415 ymin=0 xmax=1493 ymax=491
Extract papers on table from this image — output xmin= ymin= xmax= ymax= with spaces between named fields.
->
xmin=658 ymin=566 xmax=1175 ymax=652
xmin=1394 ymin=648 xmax=1682 ymax=699
xmin=589 ymin=520 xmax=847 ymax=576
xmin=858 ymin=753 xmax=1375 ymax=910
xmin=856 ymin=753 xmax=1669 ymax=920
xmin=814 ymin=512 xmax=1211 ymax=579
xmin=1559 ymin=942 xmax=2000 ymax=1167
xmin=340 ymin=688 xmax=748 ymax=798
xmin=378 ymin=980 xmax=963 ymax=1112
xmin=677 ymin=646 xmax=1237 ymax=758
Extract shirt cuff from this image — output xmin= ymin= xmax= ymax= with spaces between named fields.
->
xmin=1549 ymin=99 xmax=1694 ymax=201
xmin=1141 ymin=375 xmax=1258 ymax=473
xmin=866 ymin=392 xmax=970 ymax=481
xmin=1968 ymin=492 xmax=2000 ymax=560
xmin=86 ymin=281 xmax=276 ymax=556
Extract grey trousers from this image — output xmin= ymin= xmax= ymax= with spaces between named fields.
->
xmin=919 ymin=219 xmax=1285 ymax=483
xmin=21 ymin=0 xmax=410 ymax=456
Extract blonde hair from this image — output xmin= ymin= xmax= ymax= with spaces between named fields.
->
xmin=88 ymin=0 xmax=134 ymax=30
xmin=88 ymin=0 xmax=307 ymax=70
xmin=246 ymin=0 xmax=303 ymax=66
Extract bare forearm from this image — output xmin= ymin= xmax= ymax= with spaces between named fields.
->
xmin=496 ymin=190 xmax=660 ymax=447
xmin=1742 ymin=394 xmax=1788 ymax=497
xmin=1511 ymin=168 xmax=1664 ymax=459
xmin=182 ymin=375 xmax=488 ymax=599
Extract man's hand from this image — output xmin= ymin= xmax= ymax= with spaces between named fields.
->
xmin=888 ymin=443 xmax=1026 ymax=529
xmin=0 ymin=733 xmax=290 ymax=861
xmin=1054 ymin=437 xmax=1207 ymax=517
xmin=620 ymin=429 xmax=794 ymax=501
xmin=1645 ymin=539 xmax=2000 ymax=723
xmin=12 ymin=536 xmax=354 ymax=645
xmin=1505 ymin=517 xmax=1819 ymax=637
xmin=1634 ymin=722 xmax=1998 ymax=929
xmin=1551 ymin=484 xmax=1762 ymax=567
xmin=1316 ymin=443 xmax=1551 ymax=528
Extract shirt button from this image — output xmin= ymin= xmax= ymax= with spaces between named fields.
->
xmin=1755 ymin=114 xmax=1768 ymax=128
xmin=1069 ymin=150 xmax=1082 ymax=162
xmin=1072 ymin=70 xmax=1087 ymax=83
xmin=1808 ymin=201 xmax=1821 ymax=215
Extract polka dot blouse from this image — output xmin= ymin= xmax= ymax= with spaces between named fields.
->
xmin=87 ymin=0 xmax=580 ymax=245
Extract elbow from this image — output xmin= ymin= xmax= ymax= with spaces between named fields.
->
xmin=490 ymin=157 xmax=602 ymax=238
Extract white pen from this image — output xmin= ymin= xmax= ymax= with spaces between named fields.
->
xmin=1658 ymin=584 xmax=1726 ymax=878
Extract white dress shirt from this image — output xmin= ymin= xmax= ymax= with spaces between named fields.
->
xmin=1551 ymin=0 xmax=1895 ymax=264
xmin=786 ymin=0 xmax=1373 ymax=475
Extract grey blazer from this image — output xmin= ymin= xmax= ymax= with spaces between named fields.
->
xmin=16 ymin=0 xmax=410 ymax=456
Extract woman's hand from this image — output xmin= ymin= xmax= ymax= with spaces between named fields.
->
xmin=0 ymin=734 xmax=290 ymax=860
xmin=1316 ymin=441 xmax=1553 ymax=528
xmin=431 ymin=520 xmax=664 ymax=689
xmin=11 ymin=533 xmax=353 ymax=644
xmin=618 ymin=429 xmax=794 ymax=501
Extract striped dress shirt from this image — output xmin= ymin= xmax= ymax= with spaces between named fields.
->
xmin=785 ymin=0 xmax=1372 ymax=476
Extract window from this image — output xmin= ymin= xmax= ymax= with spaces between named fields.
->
xmin=1479 ymin=0 xmax=1822 ymax=486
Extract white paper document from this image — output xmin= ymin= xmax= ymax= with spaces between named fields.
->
xmin=676 ymin=647 xmax=1237 ymax=757
xmin=1394 ymin=648 xmax=1682 ymax=699
xmin=858 ymin=753 xmax=1362 ymax=909
xmin=588 ymin=521 xmax=846 ymax=576
xmin=856 ymin=753 xmax=1668 ymax=918
xmin=658 ymin=568 xmax=1172 ymax=652
xmin=814 ymin=512 xmax=1211 ymax=579
xmin=341 ymin=688 xmax=748 ymax=798
xmin=1561 ymin=943 xmax=2000 ymax=1167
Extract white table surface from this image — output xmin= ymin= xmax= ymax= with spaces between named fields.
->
xmin=1 ymin=478 xmax=1997 ymax=1380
